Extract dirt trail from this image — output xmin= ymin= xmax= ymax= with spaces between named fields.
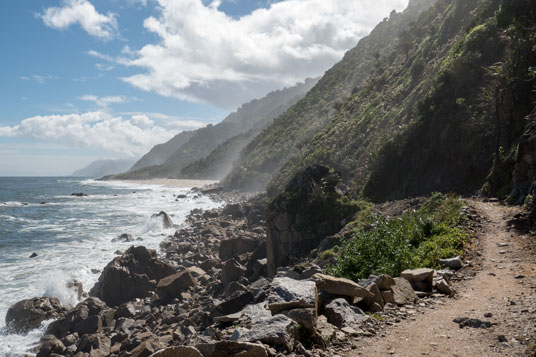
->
xmin=349 ymin=200 xmax=536 ymax=356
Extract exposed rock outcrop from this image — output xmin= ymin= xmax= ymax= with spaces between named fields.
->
xmin=5 ymin=297 xmax=67 ymax=334
xmin=89 ymin=246 xmax=176 ymax=306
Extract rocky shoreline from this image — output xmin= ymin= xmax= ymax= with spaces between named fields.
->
xmin=4 ymin=176 xmax=481 ymax=357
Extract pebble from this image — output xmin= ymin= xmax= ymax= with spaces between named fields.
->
xmin=514 ymin=275 xmax=525 ymax=279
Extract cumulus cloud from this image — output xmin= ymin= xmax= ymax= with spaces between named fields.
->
xmin=117 ymin=0 xmax=407 ymax=108
xmin=41 ymin=0 xmax=118 ymax=40
xmin=0 ymin=112 xmax=180 ymax=157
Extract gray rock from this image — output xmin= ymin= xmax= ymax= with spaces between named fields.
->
xmin=280 ymin=308 xmax=316 ymax=331
xmin=439 ymin=256 xmax=464 ymax=270
xmin=363 ymin=282 xmax=384 ymax=309
xmin=268 ymin=277 xmax=317 ymax=314
xmin=235 ymin=314 xmax=297 ymax=351
xmin=213 ymin=291 xmax=255 ymax=317
xmin=435 ymin=278 xmax=454 ymax=296
xmin=112 ymin=233 xmax=134 ymax=242
xmin=391 ymin=277 xmax=418 ymax=305
xmin=401 ymin=268 xmax=434 ymax=292
xmin=371 ymin=274 xmax=395 ymax=290
xmin=221 ymin=259 xmax=247 ymax=286
xmin=197 ymin=341 xmax=268 ymax=357
xmin=324 ymin=298 xmax=369 ymax=328
xmin=453 ymin=317 xmax=491 ymax=328
xmin=5 ymin=297 xmax=67 ymax=334
xmin=315 ymin=315 xmax=336 ymax=343
xmin=150 ymin=346 xmax=203 ymax=357
xmin=311 ymin=273 xmax=373 ymax=299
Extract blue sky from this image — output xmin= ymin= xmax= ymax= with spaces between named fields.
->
xmin=0 ymin=0 xmax=408 ymax=176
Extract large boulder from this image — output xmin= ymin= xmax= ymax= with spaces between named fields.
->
xmin=219 ymin=237 xmax=258 ymax=261
xmin=5 ymin=297 xmax=67 ymax=334
xmin=157 ymin=270 xmax=197 ymax=301
xmin=221 ymin=259 xmax=247 ymax=286
xmin=234 ymin=314 xmax=297 ymax=351
xmin=311 ymin=273 xmax=374 ymax=299
xmin=265 ymin=166 xmax=359 ymax=277
xmin=46 ymin=297 xmax=114 ymax=339
xmin=89 ymin=246 xmax=176 ymax=306
xmin=267 ymin=277 xmax=317 ymax=314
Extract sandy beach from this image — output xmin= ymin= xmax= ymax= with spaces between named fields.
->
xmin=123 ymin=178 xmax=219 ymax=188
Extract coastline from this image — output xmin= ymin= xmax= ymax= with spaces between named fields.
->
xmin=119 ymin=178 xmax=219 ymax=188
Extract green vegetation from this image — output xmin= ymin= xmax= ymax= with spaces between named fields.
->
xmin=221 ymin=0 xmax=535 ymax=203
xmin=327 ymin=193 xmax=467 ymax=281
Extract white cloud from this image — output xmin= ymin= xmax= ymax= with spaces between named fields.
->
xmin=41 ymin=0 xmax=118 ymax=40
xmin=20 ymin=74 xmax=58 ymax=84
xmin=79 ymin=95 xmax=133 ymax=107
xmin=0 ymin=112 xmax=178 ymax=157
xmin=125 ymin=0 xmax=148 ymax=6
xmin=117 ymin=0 xmax=407 ymax=108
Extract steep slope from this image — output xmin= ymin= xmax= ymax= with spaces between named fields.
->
xmin=116 ymin=78 xmax=318 ymax=180
xmin=128 ymin=131 xmax=195 ymax=172
xmin=72 ymin=159 xmax=136 ymax=178
xmin=224 ymin=0 xmax=536 ymax=201
xmin=222 ymin=0 xmax=436 ymax=192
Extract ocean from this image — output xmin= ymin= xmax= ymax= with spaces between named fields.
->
xmin=0 ymin=177 xmax=220 ymax=356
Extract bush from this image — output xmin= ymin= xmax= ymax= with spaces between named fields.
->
xmin=328 ymin=193 xmax=466 ymax=280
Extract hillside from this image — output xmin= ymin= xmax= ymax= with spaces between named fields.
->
xmin=114 ymin=78 xmax=318 ymax=180
xmin=128 ymin=131 xmax=195 ymax=172
xmin=71 ymin=159 xmax=136 ymax=178
xmin=222 ymin=0 xmax=536 ymax=202
xmin=221 ymin=0 xmax=437 ymax=192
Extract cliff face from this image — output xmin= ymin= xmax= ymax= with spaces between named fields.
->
xmin=223 ymin=0 xmax=536 ymax=202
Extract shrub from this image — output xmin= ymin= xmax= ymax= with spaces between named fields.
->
xmin=328 ymin=193 xmax=466 ymax=280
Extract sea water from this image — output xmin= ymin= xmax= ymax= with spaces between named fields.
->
xmin=0 ymin=177 xmax=220 ymax=356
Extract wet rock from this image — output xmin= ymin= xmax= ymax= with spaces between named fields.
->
xmin=66 ymin=279 xmax=85 ymax=300
xmin=453 ymin=317 xmax=492 ymax=328
xmin=71 ymin=193 xmax=88 ymax=197
xmin=221 ymin=259 xmax=247 ymax=286
xmin=112 ymin=233 xmax=135 ymax=242
xmin=219 ymin=237 xmax=258 ymax=261
xmin=324 ymin=298 xmax=369 ymax=328
xmin=197 ymin=341 xmax=268 ymax=357
xmin=29 ymin=252 xmax=38 ymax=258
xmin=89 ymin=246 xmax=176 ymax=306
xmin=5 ymin=297 xmax=67 ymax=334
xmin=268 ymin=277 xmax=317 ymax=314
xmin=46 ymin=297 xmax=114 ymax=339
xmin=311 ymin=273 xmax=373 ymax=299
xmin=152 ymin=211 xmax=174 ymax=229
xmin=439 ymin=256 xmax=464 ymax=270
xmin=157 ymin=270 xmax=197 ymax=302
xmin=391 ymin=277 xmax=418 ymax=305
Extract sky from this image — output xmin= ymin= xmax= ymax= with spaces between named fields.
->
xmin=0 ymin=0 xmax=408 ymax=176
